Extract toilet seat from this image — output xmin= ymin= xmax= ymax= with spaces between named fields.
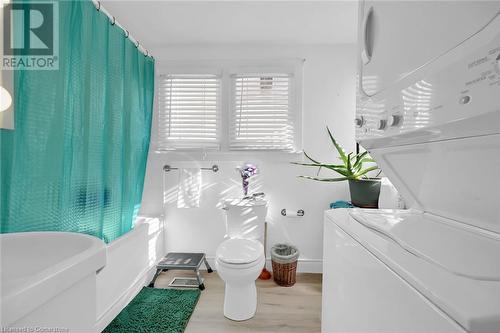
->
xmin=216 ymin=238 xmax=264 ymax=266
xmin=216 ymin=255 xmax=265 ymax=270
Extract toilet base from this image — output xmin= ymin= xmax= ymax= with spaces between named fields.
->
xmin=223 ymin=282 xmax=257 ymax=321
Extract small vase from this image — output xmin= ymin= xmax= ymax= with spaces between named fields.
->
xmin=242 ymin=178 xmax=249 ymax=196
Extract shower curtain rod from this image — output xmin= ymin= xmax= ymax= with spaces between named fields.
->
xmin=91 ymin=0 xmax=153 ymax=59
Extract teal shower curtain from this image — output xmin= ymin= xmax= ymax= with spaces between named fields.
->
xmin=0 ymin=1 xmax=155 ymax=242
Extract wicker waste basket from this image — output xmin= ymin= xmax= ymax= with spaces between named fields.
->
xmin=271 ymin=244 xmax=300 ymax=287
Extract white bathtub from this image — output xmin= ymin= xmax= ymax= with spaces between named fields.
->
xmin=95 ymin=216 xmax=166 ymax=332
xmin=0 ymin=231 xmax=107 ymax=332
xmin=0 ymin=216 xmax=166 ymax=333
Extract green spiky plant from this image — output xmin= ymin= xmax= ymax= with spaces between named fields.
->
xmin=292 ymin=127 xmax=380 ymax=182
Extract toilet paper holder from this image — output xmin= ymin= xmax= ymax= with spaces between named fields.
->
xmin=281 ymin=209 xmax=305 ymax=217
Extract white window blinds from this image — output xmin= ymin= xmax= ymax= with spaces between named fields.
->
xmin=230 ymin=74 xmax=296 ymax=151
xmin=157 ymin=74 xmax=221 ymax=150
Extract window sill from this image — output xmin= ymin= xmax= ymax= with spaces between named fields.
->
xmin=152 ymin=149 xmax=303 ymax=162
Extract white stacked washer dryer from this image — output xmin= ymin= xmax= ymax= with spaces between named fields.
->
xmin=322 ymin=1 xmax=500 ymax=333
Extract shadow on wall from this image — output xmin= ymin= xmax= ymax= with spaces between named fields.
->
xmin=160 ymin=158 xmax=299 ymax=248
xmin=162 ymin=161 xmax=264 ymax=208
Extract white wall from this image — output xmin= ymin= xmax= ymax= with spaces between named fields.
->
xmin=140 ymin=44 xmax=357 ymax=272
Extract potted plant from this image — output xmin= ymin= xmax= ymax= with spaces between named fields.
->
xmin=292 ymin=127 xmax=382 ymax=208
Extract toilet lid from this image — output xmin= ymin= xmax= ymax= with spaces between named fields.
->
xmin=216 ymin=238 xmax=263 ymax=264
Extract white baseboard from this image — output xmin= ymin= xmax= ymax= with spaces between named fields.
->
xmin=205 ymin=257 xmax=322 ymax=274
xmin=293 ymin=259 xmax=323 ymax=273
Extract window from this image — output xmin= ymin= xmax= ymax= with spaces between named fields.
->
xmin=156 ymin=61 xmax=302 ymax=152
xmin=229 ymin=74 xmax=296 ymax=151
xmin=157 ymin=74 xmax=221 ymax=150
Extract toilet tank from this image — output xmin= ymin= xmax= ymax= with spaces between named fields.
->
xmin=222 ymin=198 xmax=268 ymax=242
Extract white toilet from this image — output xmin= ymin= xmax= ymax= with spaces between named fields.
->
xmin=215 ymin=198 xmax=267 ymax=321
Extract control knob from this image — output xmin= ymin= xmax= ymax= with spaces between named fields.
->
xmin=377 ymin=119 xmax=387 ymax=130
xmin=354 ymin=116 xmax=365 ymax=128
xmin=388 ymin=114 xmax=402 ymax=127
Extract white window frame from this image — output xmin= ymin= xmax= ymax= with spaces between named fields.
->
xmin=155 ymin=59 xmax=303 ymax=153
xmin=227 ymin=62 xmax=302 ymax=151
xmin=156 ymin=66 xmax=223 ymax=151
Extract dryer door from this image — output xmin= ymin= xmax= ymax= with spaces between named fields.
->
xmin=358 ymin=0 xmax=500 ymax=98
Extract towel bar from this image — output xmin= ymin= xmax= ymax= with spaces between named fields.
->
xmin=163 ymin=164 xmax=219 ymax=173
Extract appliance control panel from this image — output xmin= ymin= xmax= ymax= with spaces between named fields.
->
xmin=356 ymin=14 xmax=500 ymax=146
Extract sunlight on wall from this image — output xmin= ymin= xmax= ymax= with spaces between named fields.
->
xmin=162 ymin=164 xmax=264 ymax=208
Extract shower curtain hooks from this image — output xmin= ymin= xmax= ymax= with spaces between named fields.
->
xmin=92 ymin=0 xmax=153 ymax=59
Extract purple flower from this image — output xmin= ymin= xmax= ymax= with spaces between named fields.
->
xmin=239 ymin=163 xmax=258 ymax=178
xmin=238 ymin=163 xmax=258 ymax=195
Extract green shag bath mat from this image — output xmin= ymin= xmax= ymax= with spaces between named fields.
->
xmin=103 ymin=287 xmax=201 ymax=333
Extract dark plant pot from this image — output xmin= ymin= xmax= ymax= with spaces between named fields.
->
xmin=348 ymin=178 xmax=381 ymax=208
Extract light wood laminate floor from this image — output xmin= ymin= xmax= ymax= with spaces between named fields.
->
xmin=154 ymin=270 xmax=322 ymax=333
